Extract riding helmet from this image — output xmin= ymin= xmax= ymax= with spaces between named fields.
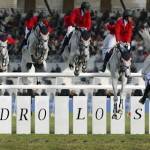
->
xmin=81 ymin=2 xmax=90 ymax=11
xmin=123 ymin=10 xmax=132 ymax=19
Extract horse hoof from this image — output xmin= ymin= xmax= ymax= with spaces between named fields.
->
xmin=82 ymin=68 xmax=86 ymax=73
xmin=118 ymin=109 xmax=123 ymax=115
xmin=112 ymin=114 xmax=117 ymax=119
xmin=112 ymin=113 xmax=122 ymax=120
xmin=69 ymin=64 xmax=74 ymax=70
xmin=74 ymin=71 xmax=79 ymax=76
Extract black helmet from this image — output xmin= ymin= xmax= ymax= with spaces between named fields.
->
xmin=81 ymin=2 xmax=90 ymax=11
xmin=26 ymin=10 xmax=33 ymax=20
xmin=123 ymin=10 xmax=132 ymax=19
xmin=39 ymin=12 xmax=47 ymax=20
xmin=109 ymin=17 xmax=116 ymax=25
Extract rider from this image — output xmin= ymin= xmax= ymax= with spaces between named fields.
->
xmin=59 ymin=1 xmax=92 ymax=54
xmin=0 ymin=33 xmax=16 ymax=45
xmin=101 ymin=10 xmax=133 ymax=72
xmin=36 ymin=12 xmax=53 ymax=34
xmin=100 ymin=17 xmax=116 ymax=72
xmin=21 ymin=11 xmax=52 ymax=48
xmin=24 ymin=10 xmax=38 ymax=44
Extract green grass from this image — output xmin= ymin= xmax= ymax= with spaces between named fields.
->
xmin=0 ymin=113 xmax=149 ymax=150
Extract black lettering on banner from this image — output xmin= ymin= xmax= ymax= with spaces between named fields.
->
xmin=19 ymin=108 xmax=28 ymax=121
xmin=77 ymin=108 xmax=85 ymax=120
xmin=38 ymin=109 xmax=46 ymax=120
xmin=134 ymin=108 xmax=142 ymax=120
xmin=0 ymin=108 xmax=9 ymax=120
xmin=95 ymin=108 xmax=104 ymax=120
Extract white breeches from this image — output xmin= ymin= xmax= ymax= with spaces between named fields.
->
xmin=66 ymin=26 xmax=75 ymax=37
xmin=102 ymin=34 xmax=116 ymax=59
xmin=25 ymin=27 xmax=30 ymax=39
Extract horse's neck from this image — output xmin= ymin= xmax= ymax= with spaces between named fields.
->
xmin=109 ymin=49 xmax=120 ymax=73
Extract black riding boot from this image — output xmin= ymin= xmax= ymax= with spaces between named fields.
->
xmin=100 ymin=51 xmax=112 ymax=72
xmin=139 ymin=84 xmax=150 ymax=104
xmin=59 ymin=36 xmax=69 ymax=54
xmin=59 ymin=32 xmax=73 ymax=54
xmin=20 ymin=39 xmax=27 ymax=50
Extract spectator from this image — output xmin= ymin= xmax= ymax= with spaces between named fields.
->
xmin=4 ymin=89 xmax=10 ymax=96
xmin=60 ymin=83 xmax=70 ymax=96
xmin=17 ymin=89 xmax=22 ymax=96
xmin=132 ymin=89 xmax=143 ymax=96
xmin=22 ymin=89 xmax=28 ymax=96
xmin=55 ymin=89 xmax=60 ymax=96
xmin=41 ymin=89 xmax=47 ymax=96
xmin=79 ymin=89 xmax=85 ymax=96
xmin=70 ymin=90 xmax=77 ymax=98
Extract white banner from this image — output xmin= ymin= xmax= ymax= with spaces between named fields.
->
xmin=92 ymin=96 xmax=106 ymax=134
xmin=111 ymin=97 xmax=125 ymax=134
xmin=16 ymin=96 xmax=31 ymax=134
xmin=73 ymin=96 xmax=87 ymax=134
xmin=0 ymin=96 xmax=12 ymax=134
xmin=35 ymin=96 xmax=49 ymax=134
xmin=131 ymin=96 xmax=145 ymax=134
xmin=55 ymin=96 xmax=69 ymax=134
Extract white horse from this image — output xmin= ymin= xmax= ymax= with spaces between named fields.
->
xmin=139 ymin=27 xmax=150 ymax=103
xmin=62 ymin=29 xmax=91 ymax=76
xmin=0 ymin=40 xmax=9 ymax=84
xmin=21 ymin=24 xmax=49 ymax=84
xmin=108 ymin=43 xmax=132 ymax=119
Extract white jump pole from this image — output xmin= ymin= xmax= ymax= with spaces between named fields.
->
xmin=0 ymin=84 xmax=145 ymax=89
xmin=0 ymin=72 xmax=142 ymax=77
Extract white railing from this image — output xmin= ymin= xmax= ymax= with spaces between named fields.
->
xmin=0 ymin=72 xmax=142 ymax=77
xmin=0 ymin=72 xmax=144 ymax=89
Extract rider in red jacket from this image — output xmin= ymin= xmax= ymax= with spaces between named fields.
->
xmin=21 ymin=11 xmax=52 ymax=49
xmin=0 ymin=34 xmax=16 ymax=45
xmin=101 ymin=10 xmax=133 ymax=72
xmin=59 ymin=1 xmax=91 ymax=54
xmin=115 ymin=11 xmax=133 ymax=44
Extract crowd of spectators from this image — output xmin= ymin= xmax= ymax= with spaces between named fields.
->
xmin=0 ymin=8 xmax=150 ymax=66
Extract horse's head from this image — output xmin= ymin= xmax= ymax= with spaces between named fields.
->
xmin=0 ymin=40 xmax=8 ymax=72
xmin=31 ymin=24 xmax=49 ymax=64
xmin=79 ymin=30 xmax=91 ymax=56
xmin=0 ymin=40 xmax=7 ymax=56
xmin=117 ymin=43 xmax=132 ymax=78
xmin=35 ymin=25 xmax=49 ymax=50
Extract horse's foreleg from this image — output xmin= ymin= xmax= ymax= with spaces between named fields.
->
xmin=112 ymin=76 xmax=118 ymax=114
xmin=119 ymin=73 xmax=127 ymax=109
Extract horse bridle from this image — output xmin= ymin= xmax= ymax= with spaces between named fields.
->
xmin=0 ymin=45 xmax=8 ymax=70
xmin=32 ymin=26 xmax=49 ymax=63
xmin=116 ymin=44 xmax=131 ymax=73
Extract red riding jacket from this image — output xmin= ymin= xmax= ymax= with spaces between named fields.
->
xmin=115 ymin=18 xmax=133 ymax=43
xmin=105 ymin=24 xmax=116 ymax=35
xmin=64 ymin=8 xmax=91 ymax=31
xmin=25 ymin=16 xmax=53 ymax=33
xmin=25 ymin=16 xmax=38 ymax=30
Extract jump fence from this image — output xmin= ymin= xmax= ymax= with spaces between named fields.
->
xmin=0 ymin=72 xmax=147 ymax=134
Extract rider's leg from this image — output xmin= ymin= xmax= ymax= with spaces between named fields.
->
xmin=139 ymin=83 xmax=150 ymax=104
xmin=20 ymin=29 xmax=31 ymax=50
xmin=101 ymin=50 xmax=113 ymax=72
xmin=59 ymin=26 xmax=75 ymax=54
